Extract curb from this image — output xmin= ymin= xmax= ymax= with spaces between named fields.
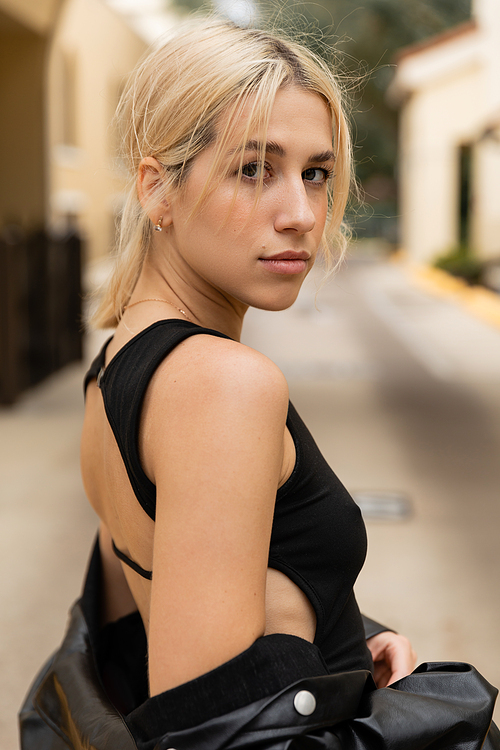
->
xmin=405 ymin=263 xmax=500 ymax=331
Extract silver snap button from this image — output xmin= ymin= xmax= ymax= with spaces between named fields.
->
xmin=293 ymin=689 xmax=316 ymax=716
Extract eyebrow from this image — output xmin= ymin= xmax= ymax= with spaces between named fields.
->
xmin=230 ymin=139 xmax=335 ymax=163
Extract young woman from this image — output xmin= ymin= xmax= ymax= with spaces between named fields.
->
xmin=20 ymin=17 xmax=498 ymax=750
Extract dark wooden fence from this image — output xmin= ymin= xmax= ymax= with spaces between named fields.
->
xmin=0 ymin=229 xmax=82 ymax=405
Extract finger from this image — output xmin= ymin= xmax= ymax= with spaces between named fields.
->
xmin=385 ymin=646 xmax=418 ymax=685
xmin=373 ymin=661 xmax=392 ymax=688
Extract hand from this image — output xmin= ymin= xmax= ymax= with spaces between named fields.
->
xmin=366 ymin=631 xmax=417 ymax=688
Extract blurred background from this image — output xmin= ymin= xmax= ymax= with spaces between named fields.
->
xmin=1 ymin=0 xmax=499 ymax=748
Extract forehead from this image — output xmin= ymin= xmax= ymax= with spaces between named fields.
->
xmin=221 ymin=86 xmax=333 ymax=152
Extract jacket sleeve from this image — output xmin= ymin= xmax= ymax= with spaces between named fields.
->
xmin=361 ymin=614 xmax=394 ymax=640
xmin=127 ymin=632 xmax=331 ymax=742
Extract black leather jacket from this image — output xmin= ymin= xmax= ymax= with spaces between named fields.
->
xmin=20 ymin=541 xmax=499 ymax=750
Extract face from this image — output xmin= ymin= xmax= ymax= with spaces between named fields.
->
xmin=163 ymin=86 xmax=334 ymax=313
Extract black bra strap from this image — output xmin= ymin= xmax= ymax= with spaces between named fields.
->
xmin=112 ymin=540 xmax=152 ymax=581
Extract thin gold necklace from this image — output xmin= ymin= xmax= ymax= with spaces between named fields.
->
xmin=123 ymin=298 xmax=193 ymax=323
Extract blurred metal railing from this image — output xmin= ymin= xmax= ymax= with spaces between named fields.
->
xmin=0 ymin=229 xmax=82 ymax=405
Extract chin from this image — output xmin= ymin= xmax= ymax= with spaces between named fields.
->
xmin=250 ymin=292 xmax=302 ymax=313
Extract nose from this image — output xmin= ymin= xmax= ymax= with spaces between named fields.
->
xmin=274 ymin=179 xmax=316 ymax=235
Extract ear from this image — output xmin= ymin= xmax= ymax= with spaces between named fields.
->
xmin=137 ymin=157 xmax=173 ymax=228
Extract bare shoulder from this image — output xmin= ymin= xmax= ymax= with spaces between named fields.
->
xmin=140 ymin=334 xmax=289 ymax=483
xmin=147 ymin=333 xmax=289 ymax=415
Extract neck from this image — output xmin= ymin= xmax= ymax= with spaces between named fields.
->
xmin=132 ymin=261 xmax=247 ymax=342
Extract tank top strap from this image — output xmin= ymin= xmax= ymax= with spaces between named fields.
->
xmin=84 ymin=336 xmax=112 ymax=395
xmin=85 ymin=320 xmax=231 ymax=521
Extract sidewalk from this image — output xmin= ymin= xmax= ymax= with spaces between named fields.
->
xmin=2 ymin=258 xmax=499 ymax=749
xmin=0 ymin=332 xmax=109 ymax=750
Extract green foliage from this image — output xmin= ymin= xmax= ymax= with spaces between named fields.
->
xmin=434 ymin=245 xmax=483 ymax=285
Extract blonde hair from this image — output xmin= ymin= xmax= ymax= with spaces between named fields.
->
xmin=93 ymin=17 xmax=354 ymax=329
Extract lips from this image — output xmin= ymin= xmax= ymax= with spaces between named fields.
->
xmin=261 ymin=251 xmax=310 ymax=261
xmin=258 ymin=251 xmax=310 ymax=275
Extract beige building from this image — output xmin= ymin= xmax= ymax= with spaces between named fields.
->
xmin=0 ymin=0 xmax=63 ymax=232
xmin=0 ymin=0 xmax=162 ymax=401
xmin=0 ymin=0 xmax=153 ymax=260
xmin=389 ymin=0 xmax=500 ymax=265
xmin=48 ymin=0 xmax=148 ymax=262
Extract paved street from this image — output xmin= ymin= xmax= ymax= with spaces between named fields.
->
xmin=2 ymin=256 xmax=500 ymax=749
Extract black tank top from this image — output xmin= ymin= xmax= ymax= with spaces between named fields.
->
xmin=85 ymin=319 xmax=372 ymax=675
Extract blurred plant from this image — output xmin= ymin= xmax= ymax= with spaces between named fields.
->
xmin=434 ymin=244 xmax=483 ymax=285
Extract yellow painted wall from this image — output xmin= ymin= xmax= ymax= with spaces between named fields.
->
xmin=473 ymin=141 xmax=500 ymax=258
xmin=0 ymin=14 xmax=47 ymax=229
xmin=0 ymin=0 xmax=63 ymax=35
xmin=47 ymin=0 xmax=147 ymax=262
xmin=399 ymin=60 xmax=486 ymax=263
xmin=394 ymin=0 xmax=500 ymax=264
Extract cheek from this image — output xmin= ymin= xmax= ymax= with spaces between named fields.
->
xmin=320 ymin=193 xmax=330 ymax=220
xmin=197 ymin=190 xmax=250 ymax=233
xmin=313 ymin=199 xmax=329 ymax=237
xmin=208 ymin=202 xmax=261 ymax=246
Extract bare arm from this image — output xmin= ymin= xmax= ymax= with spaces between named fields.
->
xmin=141 ymin=336 xmax=289 ymax=696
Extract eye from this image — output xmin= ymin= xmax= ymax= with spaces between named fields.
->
xmin=241 ymin=162 xmax=259 ymax=178
xmin=241 ymin=162 xmax=271 ymax=180
xmin=303 ymin=167 xmax=331 ymax=184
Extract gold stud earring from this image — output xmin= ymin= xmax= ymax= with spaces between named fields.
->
xmin=154 ymin=216 xmax=163 ymax=233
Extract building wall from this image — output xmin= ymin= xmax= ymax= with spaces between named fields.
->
xmin=471 ymin=0 xmax=500 ymax=260
xmin=0 ymin=0 xmax=148 ymax=259
xmin=393 ymin=0 xmax=500 ymax=264
xmin=474 ymin=0 xmax=500 ymax=111
xmin=398 ymin=57 xmax=486 ymax=263
xmin=473 ymin=141 xmax=500 ymax=259
xmin=0 ymin=0 xmax=65 ymax=231
xmin=47 ymin=0 xmax=147 ymax=262
xmin=0 ymin=0 xmax=62 ymax=34
xmin=0 ymin=16 xmax=47 ymax=230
